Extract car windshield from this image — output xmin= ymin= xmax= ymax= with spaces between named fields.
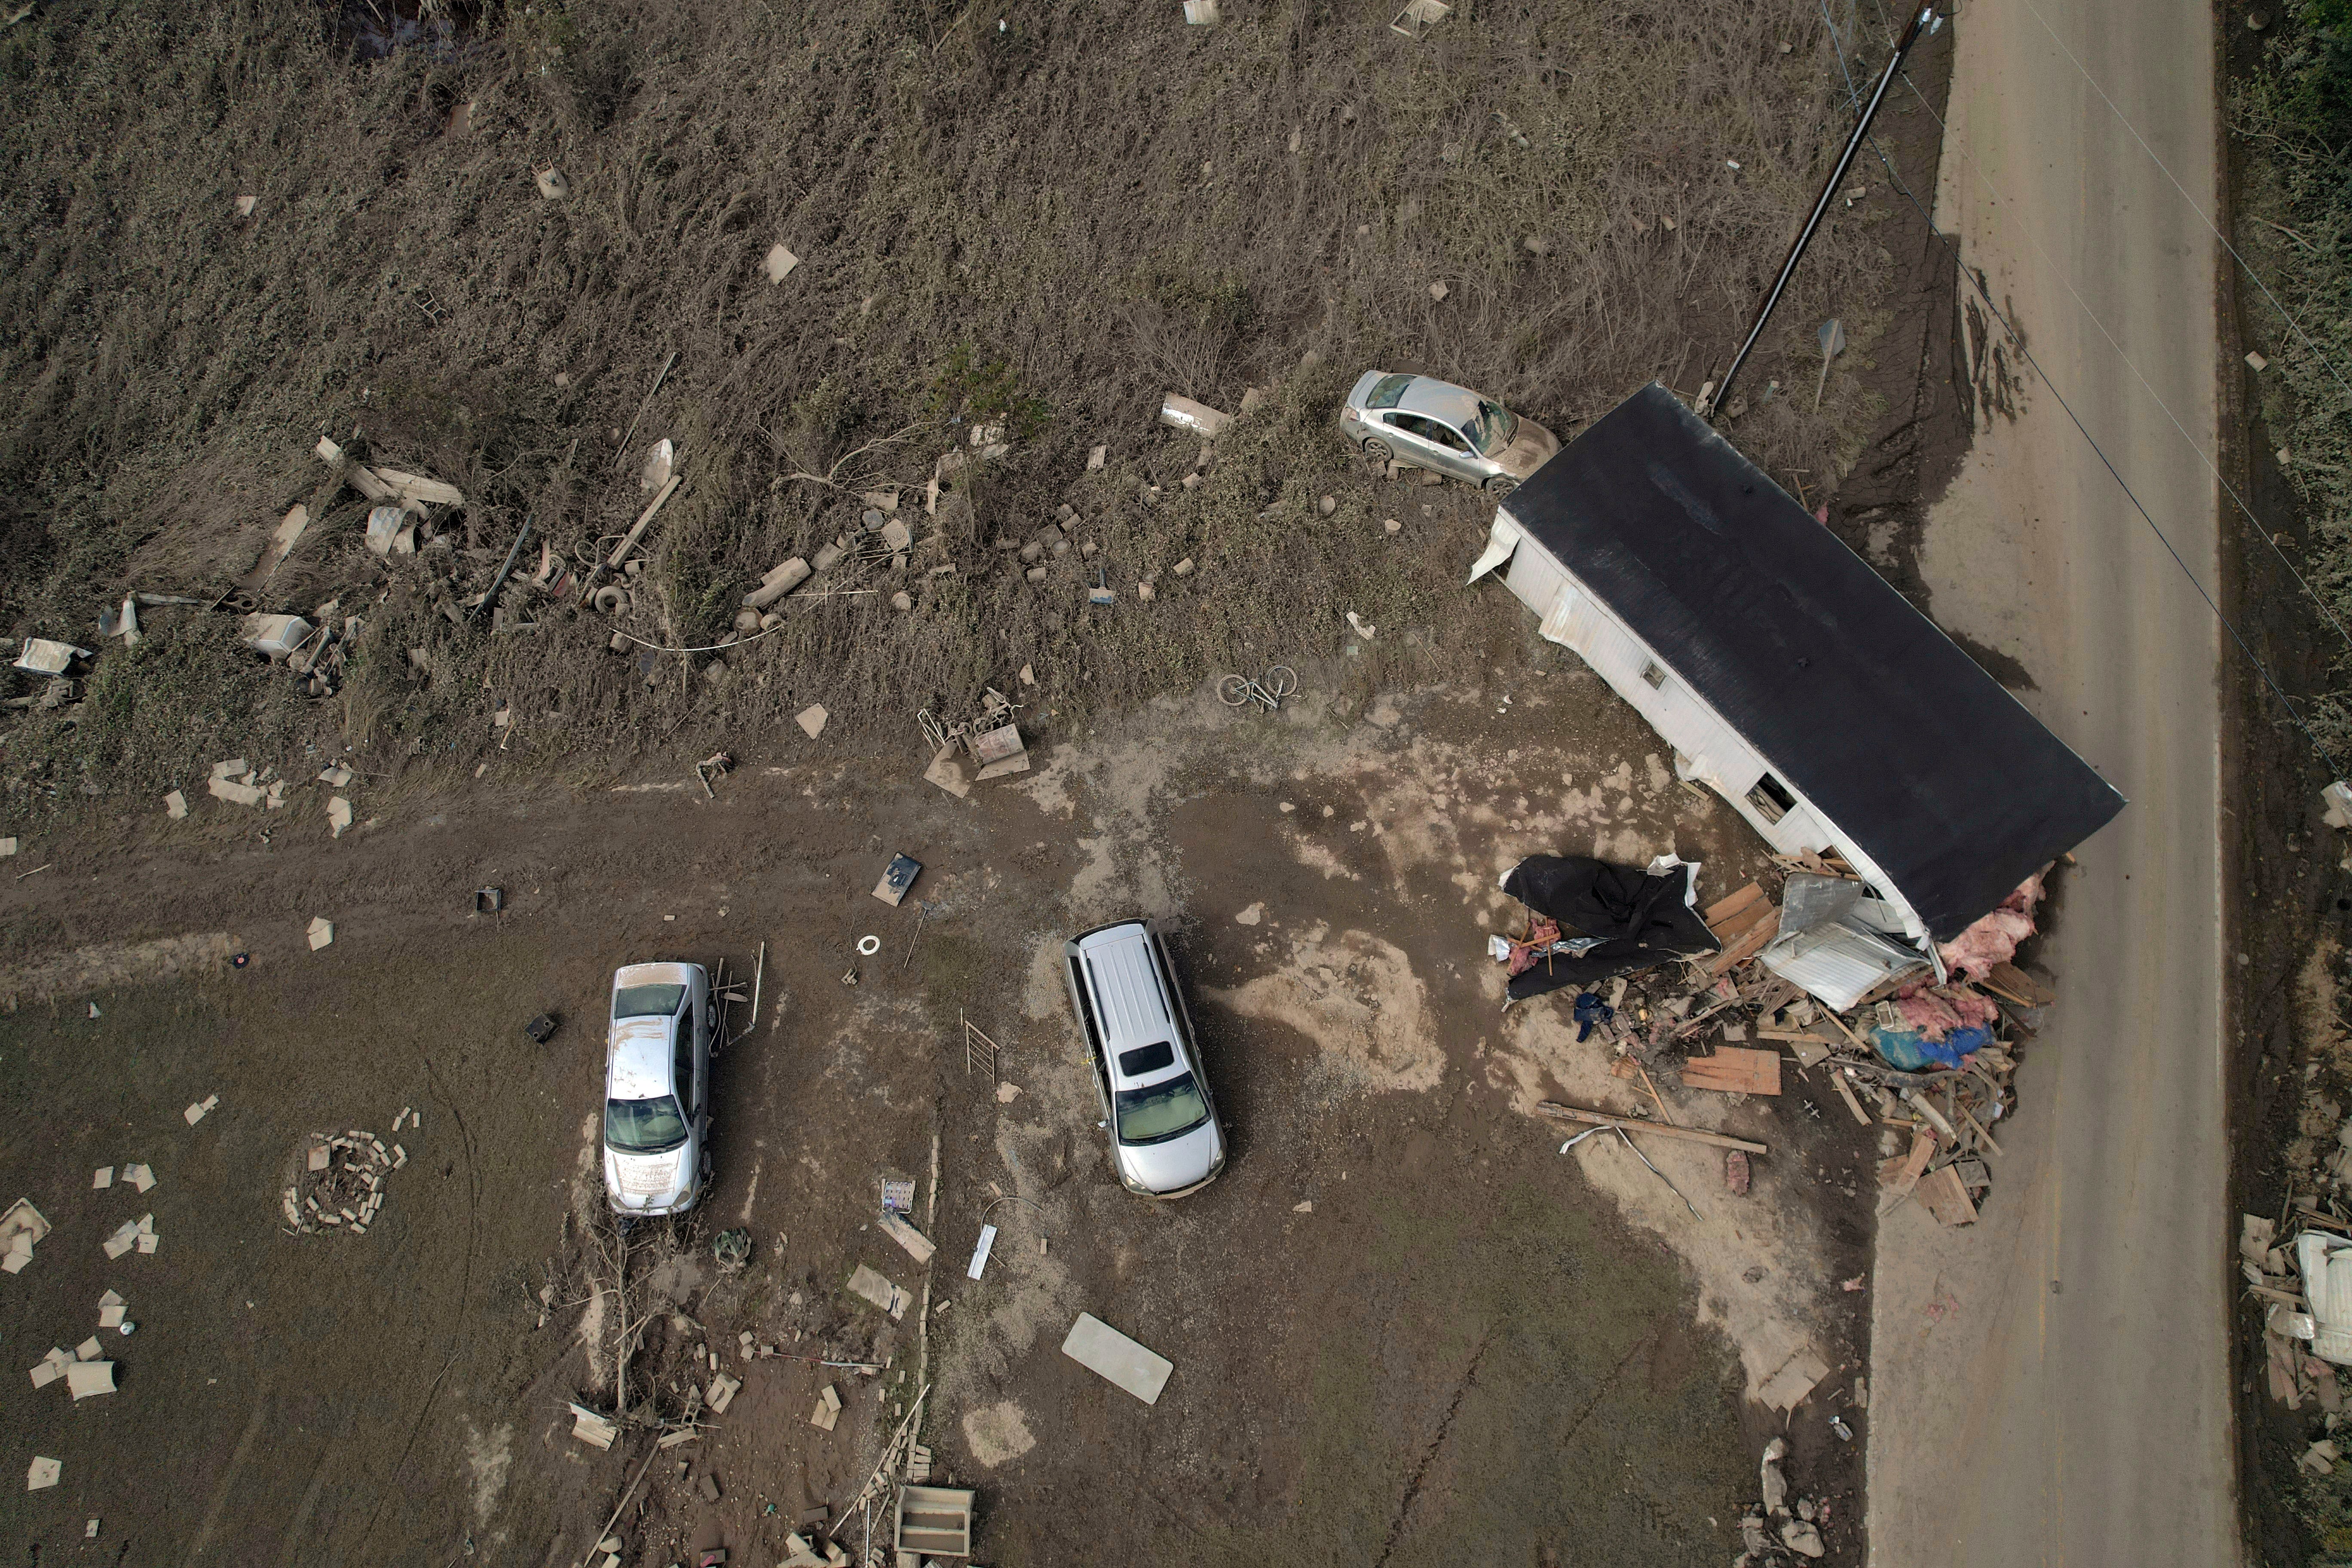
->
xmin=1465 ymin=400 xmax=1519 ymax=455
xmin=1114 ymin=1071 xmax=1210 ymax=1143
xmin=613 ymin=983 xmax=686 ymax=1019
xmin=606 ymin=1095 xmax=689 ymax=1153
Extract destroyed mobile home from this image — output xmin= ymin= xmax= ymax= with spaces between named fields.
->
xmin=1470 ymin=383 xmax=2125 ymax=971
xmin=1471 ymin=386 xmax=2120 ymax=1233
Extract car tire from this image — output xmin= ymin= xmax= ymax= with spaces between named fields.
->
xmin=1363 ymin=439 xmax=1393 ymax=464
xmin=1484 ymin=475 xmax=1519 ymax=497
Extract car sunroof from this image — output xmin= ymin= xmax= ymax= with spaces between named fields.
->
xmin=1117 ymin=1041 xmax=1176 ymax=1076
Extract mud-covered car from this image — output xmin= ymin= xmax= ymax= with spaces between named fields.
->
xmin=1338 ymin=370 xmax=1560 ymax=493
xmin=602 ymin=962 xmax=714 ymax=1218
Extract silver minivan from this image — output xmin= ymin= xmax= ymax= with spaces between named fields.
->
xmin=1063 ymin=919 xmax=1226 ymax=1198
xmin=601 ymin=961 xmax=714 ymax=1218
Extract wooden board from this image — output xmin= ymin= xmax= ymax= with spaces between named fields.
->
xmin=1830 ymin=1067 xmax=1873 ymax=1126
xmin=1703 ymin=882 xmax=1764 ymax=928
xmin=1709 ymin=905 xmax=1782 ymax=976
xmin=1983 ymin=961 xmax=2057 ymax=1007
xmin=1919 ymin=1164 xmax=1979 ymax=1227
xmin=1678 ymin=1046 xmax=1782 ymax=1096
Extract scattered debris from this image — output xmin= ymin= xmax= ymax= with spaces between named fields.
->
xmin=306 ymin=916 xmax=334 ymax=952
xmin=163 ymin=790 xmax=187 ymax=820
xmin=1062 ymin=1312 xmax=1173 ymax=1404
xmin=13 ymin=638 xmax=91 ymax=677
xmin=894 ymin=1486 xmax=976 ymax=1560
xmin=879 ymin=1212 xmax=936 ymax=1264
xmin=765 ymin=243 xmax=801 ymax=284
xmin=873 ymin=852 xmax=922 ymax=907
xmin=796 ymin=704 xmax=829 ymax=739
xmin=64 ymin=1360 xmax=116 ymax=1400
xmin=2 ymin=1199 xmax=51 ymax=1275
xmin=182 ymin=1094 xmax=219 ymax=1127
xmin=1390 ymin=0 xmax=1451 ymax=38
xmin=569 ymin=1402 xmax=618 ymax=1450
xmin=845 ymin=1264 xmax=910 ymax=1321
xmin=283 ymin=1130 xmax=395 ymax=1237
xmin=707 ymin=1373 xmax=741 ymax=1415
xmin=811 ymin=1384 xmax=842 ymax=1432
xmin=1157 ymin=393 xmax=1234 ymax=439
xmin=535 ymin=167 xmax=569 ymax=200
xmin=966 ymin=1223 xmax=998 ymax=1281
xmin=26 ymin=1456 xmax=60 ymax=1491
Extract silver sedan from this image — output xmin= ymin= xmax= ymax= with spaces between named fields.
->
xmin=1338 ymin=371 xmax=1561 ymax=494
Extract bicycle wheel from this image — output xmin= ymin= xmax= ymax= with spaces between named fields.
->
xmin=1265 ymin=665 xmax=1299 ymax=700
xmin=1216 ymin=674 xmax=1250 ymax=707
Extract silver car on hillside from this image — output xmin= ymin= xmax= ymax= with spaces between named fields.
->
xmin=1338 ymin=371 xmax=1561 ymax=494
xmin=1063 ymin=919 xmax=1226 ymax=1198
xmin=602 ymin=962 xmax=714 ymax=1218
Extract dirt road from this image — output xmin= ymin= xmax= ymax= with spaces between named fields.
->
xmin=1868 ymin=0 xmax=2237 ymax=1562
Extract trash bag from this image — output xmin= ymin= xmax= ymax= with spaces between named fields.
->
xmin=1500 ymin=854 xmax=1720 ymax=1003
xmin=1867 ymin=1022 xmax=1991 ymax=1072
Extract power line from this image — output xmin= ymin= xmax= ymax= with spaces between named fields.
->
xmin=2012 ymin=0 xmax=2352 ymax=412
xmin=1883 ymin=58 xmax=2352 ymax=669
xmin=1849 ymin=104 xmax=2346 ymax=776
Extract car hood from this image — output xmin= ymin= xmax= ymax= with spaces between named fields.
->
xmin=1118 ymin=1119 xmax=1225 ymax=1196
xmin=1494 ymin=421 xmax=1562 ymax=479
xmin=606 ymin=1145 xmax=692 ymax=1210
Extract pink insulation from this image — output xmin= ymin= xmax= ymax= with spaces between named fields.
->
xmin=1937 ymin=872 xmax=2046 ymax=979
xmin=1894 ymin=984 xmax=2002 ymax=1041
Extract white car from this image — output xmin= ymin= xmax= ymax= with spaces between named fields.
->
xmin=602 ymin=962 xmax=714 ymax=1218
xmin=1063 ymin=920 xmax=1226 ymax=1198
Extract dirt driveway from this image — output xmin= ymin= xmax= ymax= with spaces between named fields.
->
xmin=1 ymin=651 xmax=1872 ymax=1564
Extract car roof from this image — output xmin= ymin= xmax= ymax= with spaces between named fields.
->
xmin=608 ymin=1018 xmax=675 ymax=1100
xmin=1396 ymin=376 xmax=1484 ymax=427
xmin=1072 ymin=924 xmax=1185 ymax=1084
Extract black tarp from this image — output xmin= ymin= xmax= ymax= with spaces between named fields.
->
xmin=1501 ymin=854 xmax=1721 ymax=1002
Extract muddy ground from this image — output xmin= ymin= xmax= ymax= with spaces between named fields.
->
xmin=0 ymin=602 xmax=1880 ymax=1563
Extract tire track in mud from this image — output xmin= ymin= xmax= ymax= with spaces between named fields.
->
xmin=1372 ymin=1329 xmax=1495 ymax=1568
xmin=355 ymin=1054 xmax=481 ymax=1552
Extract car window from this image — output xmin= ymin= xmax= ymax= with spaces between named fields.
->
xmin=1366 ymin=373 xmax=1414 ymax=410
xmin=607 ymin=1095 xmax=688 ymax=1153
xmin=1117 ymin=1041 xmax=1176 ymax=1077
xmin=1113 ymin=1072 xmax=1211 ymax=1143
xmin=614 ymin=983 xmax=686 ymax=1019
xmin=1392 ymin=412 xmax=1470 ymax=451
xmin=1466 ymin=400 xmax=1519 ymax=455
xmin=673 ymin=1024 xmax=695 ymax=1112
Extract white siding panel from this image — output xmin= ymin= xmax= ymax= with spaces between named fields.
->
xmin=1503 ymin=546 xmax=1567 ymax=622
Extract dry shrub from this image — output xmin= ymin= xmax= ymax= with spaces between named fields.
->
xmin=0 ymin=0 xmax=1900 ymax=808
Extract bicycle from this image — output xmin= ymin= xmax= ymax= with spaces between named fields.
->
xmin=1217 ymin=665 xmax=1299 ymax=712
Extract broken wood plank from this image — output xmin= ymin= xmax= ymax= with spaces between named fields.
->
xmin=1876 ymin=1129 xmax=1938 ymax=1215
xmin=1678 ymin=1046 xmax=1782 ymax=1096
xmin=1980 ymin=961 xmax=2056 ymax=1008
xmin=1918 ymin=1164 xmax=1978 ymax=1227
xmin=607 ymin=475 xmax=682 ymax=571
xmin=1829 ymin=1067 xmax=1873 ymax=1126
xmin=877 ymin=1212 xmax=935 ymax=1265
xmin=1703 ymin=882 xmax=1764 ymax=928
xmin=1536 ymin=1101 xmax=1767 ymax=1154
xmin=1710 ymin=905 xmax=1782 ymax=976
xmin=371 ymin=467 xmax=465 ymax=507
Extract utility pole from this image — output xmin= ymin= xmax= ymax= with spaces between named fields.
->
xmin=1698 ymin=3 xmax=1942 ymax=420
